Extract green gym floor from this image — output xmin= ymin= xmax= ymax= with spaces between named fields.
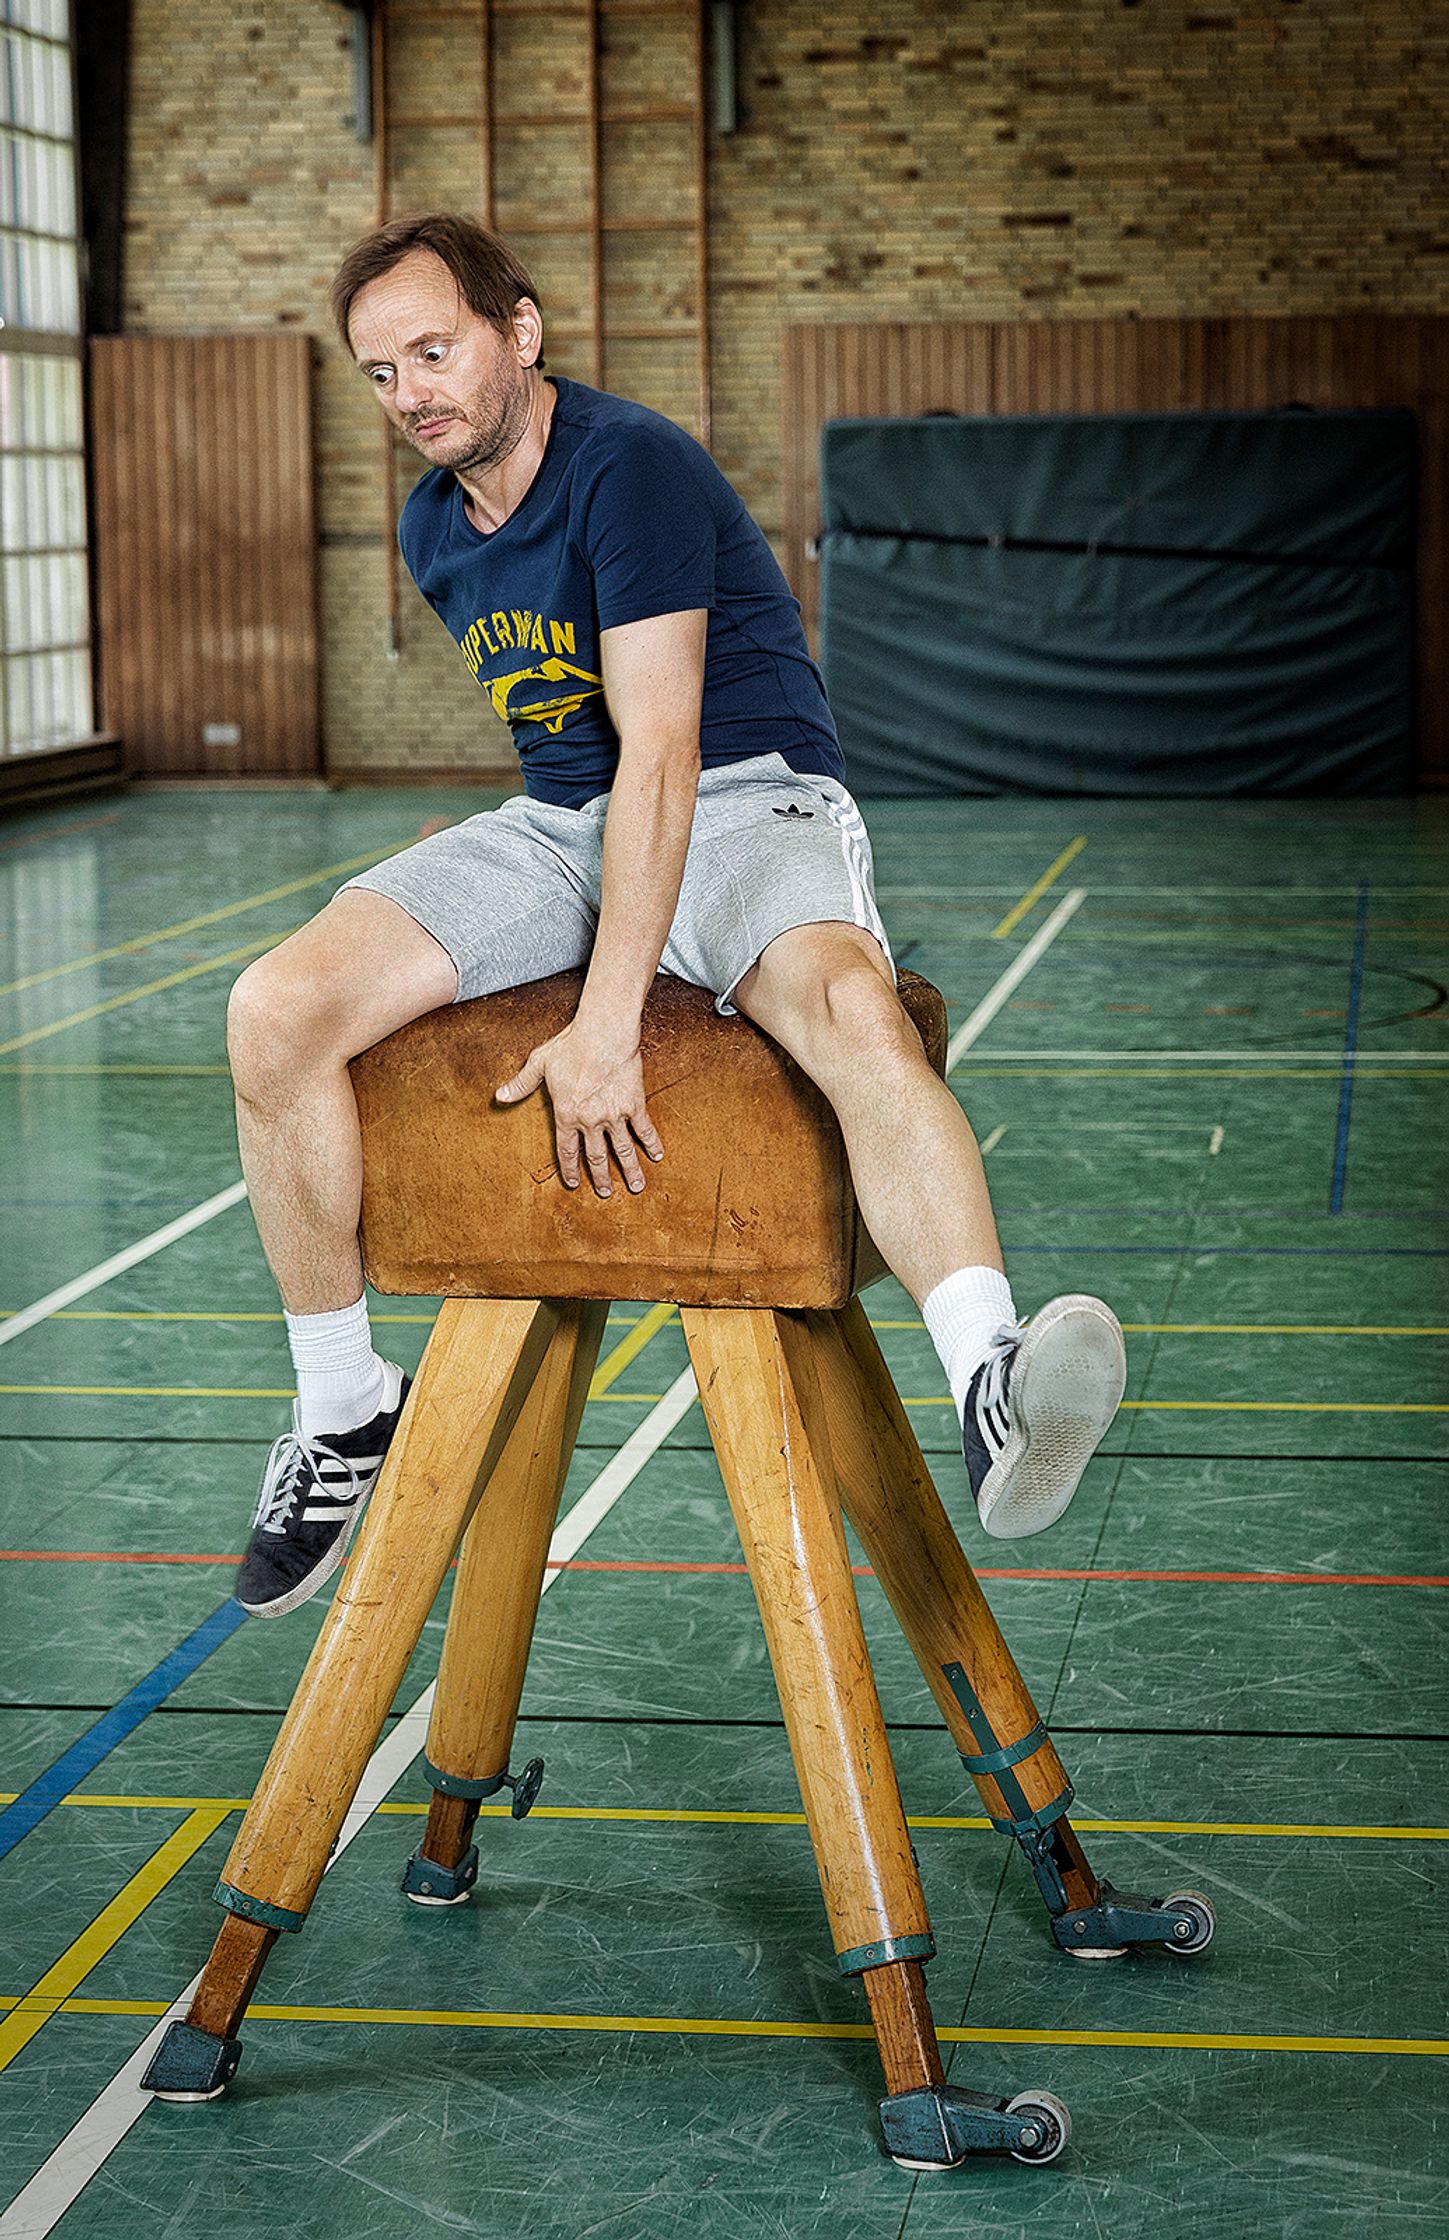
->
xmin=1 ymin=788 xmax=1446 ymax=2238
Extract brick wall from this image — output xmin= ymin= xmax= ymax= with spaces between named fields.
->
xmin=119 ymin=0 xmax=1449 ymax=775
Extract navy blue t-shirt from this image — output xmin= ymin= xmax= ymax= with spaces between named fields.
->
xmin=397 ymin=375 xmax=846 ymax=807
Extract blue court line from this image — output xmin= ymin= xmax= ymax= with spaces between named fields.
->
xmin=1330 ymin=881 xmax=1370 ymax=1215
xmin=0 ymin=1598 xmax=246 ymax=1863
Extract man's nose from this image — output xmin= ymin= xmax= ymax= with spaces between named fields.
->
xmin=392 ymin=372 xmax=435 ymax=416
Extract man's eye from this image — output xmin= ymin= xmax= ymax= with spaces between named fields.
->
xmin=422 ymin=346 xmax=446 ymax=363
xmin=369 ymin=368 xmax=392 ymax=385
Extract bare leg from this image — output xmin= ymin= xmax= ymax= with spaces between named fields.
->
xmin=226 ymin=891 xmax=458 ymax=1314
xmin=730 ymin=924 xmax=1003 ymax=1305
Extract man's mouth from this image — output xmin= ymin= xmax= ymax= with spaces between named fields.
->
xmin=414 ymin=417 xmax=455 ymax=438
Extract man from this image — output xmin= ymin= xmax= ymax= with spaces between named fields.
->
xmin=230 ymin=211 xmax=1125 ymax=1619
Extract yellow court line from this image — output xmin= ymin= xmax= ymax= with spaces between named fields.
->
xmin=956 ymin=1066 xmax=1449 ymax=1079
xmin=0 ymin=1805 xmax=231 ymax=2074
xmin=594 ymin=1394 xmax=1449 ymax=1414
xmin=0 ymin=1309 xmax=646 ymax=1327
xmin=0 ymin=844 xmax=406 ymax=1000
xmin=0 ymin=1385 xmax=297 ymax=1398
xmin=14 ymin=1385 xmax=1449 ymax=1412
xmin=1118 ymin=1400 xmax=1449 ymax=1415
xmin=872 ymin=1320 xmax=1449 ymax=1338
xmin=588 ymin=1301 xmax=676 ymax=1399
xmin=5 ymin=1309 xmax=1443 ymax=1339
xmin=50 ymin=1063 xmax=1437 ymax=1080
xmin=0 ymin=1065 xmax=233 ymax=1075
xmin=991 ymin=837 xmax=1089 ymax=940
xmin=5 ymin=1996 xmax=1441 ymax=2059
xmin=1123 ymin=1323 xmax=1449 ymax=1338
xmin=12 ymin=1795 xmax=1446 ymax=1843
xmin=0 ymin=1309 xmax=676 ymax=1398
xmin=0 ymin=930 xmax=295 ymax=1059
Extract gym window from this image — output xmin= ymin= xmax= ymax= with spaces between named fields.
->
xmin=0 ymin=0 xmax=93 ymax=760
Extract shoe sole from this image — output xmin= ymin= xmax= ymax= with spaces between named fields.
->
xmin=236 ymin=1495 xmax=370 ymax=1620
xmin=975 ymin=1295 xmax=1126 ymax=1541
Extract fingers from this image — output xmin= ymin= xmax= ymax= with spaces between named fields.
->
xmin=557 ymin=1113 xmax=665 ymax=1199
xmin=633 ymin=1112 xmax=666 ymax=1165
xmin=553 ymin=1123 xmax=615 ymax=1197
xmin=555 ymin=1125 xmax=582 ymax=1193
xmin=582 ymin=1126 xmax=614 ymax=1199
xmin=608 ymin=1120 xmax=646 ymax=1196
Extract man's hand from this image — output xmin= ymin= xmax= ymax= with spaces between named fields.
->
xmin=495 ymin=1019 xmax=665 ymax=1198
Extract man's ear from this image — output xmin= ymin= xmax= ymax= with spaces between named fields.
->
xmin=513 ymin=298 xmax=544 ymax=367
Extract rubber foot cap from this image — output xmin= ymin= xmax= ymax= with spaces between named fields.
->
xmin=141 ymin=2020 xmax=242 ymax=2102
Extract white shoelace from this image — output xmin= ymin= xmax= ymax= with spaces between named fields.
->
xmin=974 ymin=1318 xmax=1027 ymax=1455
xmin=251 ymin=1432 xmax=360 ymax=1536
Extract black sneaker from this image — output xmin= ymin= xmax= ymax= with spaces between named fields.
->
xmin=235 ymin=1365 xmax=410 ymax=1618
xmin=962 ymin=1296 xmax=1126 ymax=1539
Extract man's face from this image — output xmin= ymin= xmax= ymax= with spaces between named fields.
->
xmin=349 ymin=247 xmax=538 ymax=474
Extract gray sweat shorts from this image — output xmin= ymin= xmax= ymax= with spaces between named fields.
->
xmin=339 ymin=751 xmax=894 ymax=1016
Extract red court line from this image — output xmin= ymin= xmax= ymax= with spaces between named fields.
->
xmin=1 ymin=1550 xmax=1444 ymax=1588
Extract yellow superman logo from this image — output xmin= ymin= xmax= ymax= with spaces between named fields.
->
xmin=486 ymin=657 xmax=604 ymax=735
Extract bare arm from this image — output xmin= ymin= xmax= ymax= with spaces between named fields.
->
xmin=495 ymin=606 xmax=707 ymax=1196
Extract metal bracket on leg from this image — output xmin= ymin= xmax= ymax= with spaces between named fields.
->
xmin=941 ymin=1663 xmax=1217 ymax=1960
xmin=880 ymin=2084 xmax=1071 ymax=2169
xmin=422 ymin=1752 xmax=545 ymax=1819
xmin=402 ymin=1832 xmax=481 ymax=1906
xmin=404 ymin=1755 xmax=547 ymax=1905
xmin=1009 ymin=1816 xmax=1216 ymax=1958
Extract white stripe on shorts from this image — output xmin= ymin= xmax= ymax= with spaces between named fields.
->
xmin=822 ymin=791 xmax=890 ymax=951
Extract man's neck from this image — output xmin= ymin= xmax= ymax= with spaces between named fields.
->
xmin=456 ymin=375 xmax=556 ymax=536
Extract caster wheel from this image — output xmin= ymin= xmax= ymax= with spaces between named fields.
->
xmin=1005 ymin=2090 xmax=1071 ymax=2165
xmin=1163 ymin=1890 xmax=1216 ymax=1956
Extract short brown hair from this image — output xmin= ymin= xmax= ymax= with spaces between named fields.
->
xmin=329 ymin=211 xmax=546 ymax=370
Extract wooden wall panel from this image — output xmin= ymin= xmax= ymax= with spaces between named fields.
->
xmin=88 ymin=335 xmax=319 ymax=776
xmin=783 ymin=315 xmax=1449 ymax=782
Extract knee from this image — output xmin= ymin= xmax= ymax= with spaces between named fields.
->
xmin=796 ymin=944 xmax=920 ymax=1077
xmin=822 ymin=964 xmax=921 ymax=1068
xmin=226 ymin=947 xmax=344 ymax=1103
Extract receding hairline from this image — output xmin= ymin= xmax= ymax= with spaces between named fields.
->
xmin=344 ymin=254 xmax=540 ymax=366
xmin=343 ymin=248 xmax=464 ymax=357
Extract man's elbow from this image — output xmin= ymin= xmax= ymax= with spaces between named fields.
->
xmin=616 ymin=730 xmax=702 ymax=786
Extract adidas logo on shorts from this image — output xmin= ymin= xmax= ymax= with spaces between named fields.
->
xmin=772 ymin=804 xmax=814 ymax=818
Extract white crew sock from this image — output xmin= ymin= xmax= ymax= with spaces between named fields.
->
xmin=921 ymin=1266 xmax=1020 ymax=1423
xmin=285 ymin=1295 xmax=389 ymax=1440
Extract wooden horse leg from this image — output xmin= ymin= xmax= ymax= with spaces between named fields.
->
xmin=404 ymin=1299 xmax=610 ymax=1903
xmin=681 ymin=1306 xmax=1068 ymax=2167
xmin=141 ymin=1297 xmax=561 ymax=2101
xmin=811 ymin=1299 xmax=1215 ymax=1968
xmin=681 ymin=1307 xmax=931 ymax=1982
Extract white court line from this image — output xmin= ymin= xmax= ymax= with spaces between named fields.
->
xmin=0 ymin=1363 xmax=700 ymax=2238
xmin=977 ymin=1125 xmax=1006 ymax=1155
xmin=0 ymin=1181 xmax=249 ymax=1351
xmin=945 ymin=886 xmax=1086 ymax=1073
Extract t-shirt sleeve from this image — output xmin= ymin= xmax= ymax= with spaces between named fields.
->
xmin=579 ymin=427 xmax=717 ymax=631
xmin=397 ymin=486 xmax=433 ymax=597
